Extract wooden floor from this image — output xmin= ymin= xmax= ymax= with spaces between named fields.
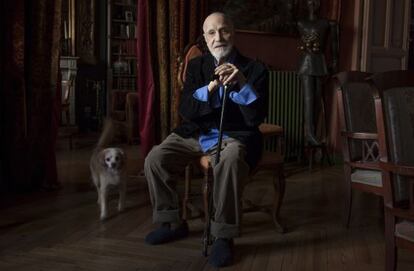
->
xmin=0 ymin=139 xmax=413 ymax=271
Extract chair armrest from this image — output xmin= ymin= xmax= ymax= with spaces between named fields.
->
xmin=341 ymin=131 xmax=378 ymax=140
xmin=347 ymin=161 xmax=381 ymax=170
xmin=379 ymin=160 xmax=414 ymax=177
xmin=259 ymin=123 xmax=285 ymax=157
xmin=259 ymin=123 xmax=283 ymax=137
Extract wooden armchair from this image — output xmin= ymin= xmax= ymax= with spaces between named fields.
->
xmin=182 ymin=124 xmax=286 ymax=233
xmin=369 ymin=70 xmax=414 ymax=271
xmin=178 ymin=39 xmax=286 ymax=233
xmin=333 ymin=71 xmax=383 ymax=227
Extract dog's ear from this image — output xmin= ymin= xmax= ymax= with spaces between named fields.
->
xmin=98 ymin=150 xmax=107 ymax=168
xmin=116 ymin=148 xmax=126 ymax=166
xmin=119 ymin=148 xmax=126 ymax=159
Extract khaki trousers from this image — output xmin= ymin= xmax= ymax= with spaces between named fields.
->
xmin=144 ymin=133 xmax=249 ymax=238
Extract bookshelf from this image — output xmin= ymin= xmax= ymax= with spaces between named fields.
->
xmin=107 ymin=0 xmax=137 ymax=95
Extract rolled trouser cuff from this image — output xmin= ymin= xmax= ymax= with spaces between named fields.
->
xmin=153 ymin=209 xmax=181 ymax=224
xmin=211 ymin=221 xmax=239 ymax=239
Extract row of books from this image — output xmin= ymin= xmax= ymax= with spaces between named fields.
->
xmin=111 ymin=1 xmax=137 ymax=93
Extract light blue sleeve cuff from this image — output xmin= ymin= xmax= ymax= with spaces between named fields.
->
xmin=193 ymin=85 xmax=209 ymax=102
xmin=229 ymin=83 xmax=258 ymax=105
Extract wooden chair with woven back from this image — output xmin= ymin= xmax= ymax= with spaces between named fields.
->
xmin=177 ymin=38 xmax=286 ymax=233
xmin=333 ymin=71 xmax=384 ymax=227
xmin=369 ymin=70 xmax=414 ymax=271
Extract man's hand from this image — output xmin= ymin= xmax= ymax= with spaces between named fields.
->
xmin=208 ymin=79 xmax=220 ymax=93
xmin=214 ymin=63 xmax=246 ymax=87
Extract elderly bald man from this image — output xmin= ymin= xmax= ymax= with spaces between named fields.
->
xmin=144 ymin=12 xmax=268 ymax=267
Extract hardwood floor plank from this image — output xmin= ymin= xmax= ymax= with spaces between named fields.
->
xmin=0 ymin=144 xmax=413 ymax=270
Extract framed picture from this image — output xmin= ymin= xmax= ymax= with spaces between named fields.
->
xmin=208 ymin=0 xmax=341 ymax=35
xmin=125 ymin=11 xmax=133 ymax=22
xmin=209 ymin=0 xmax=300 ymax=35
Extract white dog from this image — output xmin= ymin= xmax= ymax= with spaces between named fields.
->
xmin=90 ymin=119 xmax=127 ymax=221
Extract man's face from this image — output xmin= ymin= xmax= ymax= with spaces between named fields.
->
xmin=203 ymin=14 xmax=234 ymax=62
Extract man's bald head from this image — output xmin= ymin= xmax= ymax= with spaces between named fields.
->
xmin=203 ymin=12 xmax=234 ymax=33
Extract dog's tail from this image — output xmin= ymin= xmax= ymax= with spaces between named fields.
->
xmin=96 ymin=118 xmax=116 ymax=149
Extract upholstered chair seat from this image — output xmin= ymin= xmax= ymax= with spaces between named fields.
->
xmin=351 ymin=169 xmax=382 ymax=187
xmin=395 ymin=220 xmax=414 ymax=242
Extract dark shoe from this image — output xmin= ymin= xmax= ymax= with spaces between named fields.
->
xmin=144 ymin=222 xmax=189 ymax=245
xmin=208 ymin=238 xmax=234 ymax=268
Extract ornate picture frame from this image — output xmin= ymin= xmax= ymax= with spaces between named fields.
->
xmin=208 ymin=0 xmax=342 ymax=36
xmin=209 ymin=0 xmax=302 ymax=35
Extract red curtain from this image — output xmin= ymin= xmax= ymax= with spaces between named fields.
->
xmin=2 ymin=0 xmax=27 ymax=192
xmin=30 ymin=0 xmax=62 ymax=190
xmin=170 ymin=0 xmax=207 ymax=131
xmin=136 ymin=0 xmax=207 ymax=158
xmin=137 ymin=0 xmax=156 ymax=157
xmin=1 ymin=0 xmax=61 ymax=192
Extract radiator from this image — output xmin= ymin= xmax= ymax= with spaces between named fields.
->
xmin=265 ymin=71 xmax=303 ymax=160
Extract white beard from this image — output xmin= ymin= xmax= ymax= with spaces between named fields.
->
xmin=211 ymin=45 xmax=233 ymax=63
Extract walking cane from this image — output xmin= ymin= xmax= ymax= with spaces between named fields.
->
xmin=203 ymin=84 xmax=229 ymax=256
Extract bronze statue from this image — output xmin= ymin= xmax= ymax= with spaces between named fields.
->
xmin=297 ymin=0 xmax=339 ymax=146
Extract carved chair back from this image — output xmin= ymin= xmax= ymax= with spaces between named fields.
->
xmin=369 ymin=70 xmax=414 ymax=271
